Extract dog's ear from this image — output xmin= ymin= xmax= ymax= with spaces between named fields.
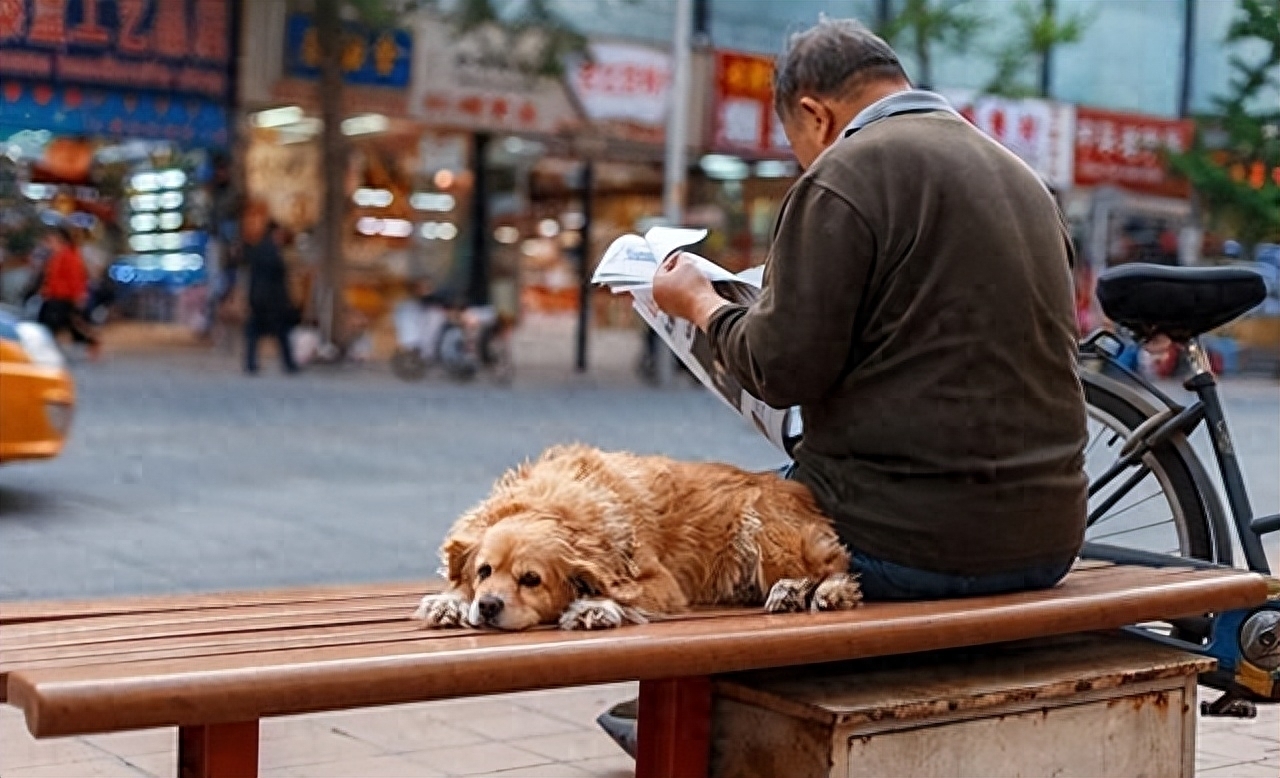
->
xmin=440 ymin=528 xmax=482 ymax=595
xmin=566 ymin=558 xmax=611 ymax=600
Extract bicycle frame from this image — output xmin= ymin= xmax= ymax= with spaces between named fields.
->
xmin=1080 ymin=329 xmax=1274 ymax=575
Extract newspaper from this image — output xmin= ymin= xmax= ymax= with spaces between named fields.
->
xmin=592 ymin=226 xmax=802 ymax=454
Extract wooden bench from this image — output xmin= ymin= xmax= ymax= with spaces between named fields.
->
xmin=0 ymin=562 xmax=1269 ymax=778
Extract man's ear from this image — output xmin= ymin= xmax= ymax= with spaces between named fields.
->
xmin=796 ymin=96 xmax=834 ymax=140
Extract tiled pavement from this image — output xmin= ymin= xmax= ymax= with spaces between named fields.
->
xmin=1 ymin=681 xmax=1276 ymax=777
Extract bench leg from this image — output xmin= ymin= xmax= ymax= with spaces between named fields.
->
xmin=179 ymin=720 xmax=259 ymax=778
xmin=636 ymin=676 xmax=713 ymax=778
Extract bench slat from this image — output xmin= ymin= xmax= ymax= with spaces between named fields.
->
xmin=6 ymin=565 xmax=1266 ymax=738
xmin=0 ymin=581 xmax=431 ymax=625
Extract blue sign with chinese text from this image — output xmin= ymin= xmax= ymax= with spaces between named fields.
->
xmin=283 ymin=13 xmax=412 ymax=89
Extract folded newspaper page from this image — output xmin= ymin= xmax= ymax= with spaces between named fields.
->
xmin=592 ymin=227 xmax=802 ymax=454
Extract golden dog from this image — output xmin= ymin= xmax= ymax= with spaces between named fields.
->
xmin=412 ymin=444 xmax=860 ymax=631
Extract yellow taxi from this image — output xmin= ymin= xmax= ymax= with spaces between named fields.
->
xmin=0 ymin=309 xmax=75 ymax=463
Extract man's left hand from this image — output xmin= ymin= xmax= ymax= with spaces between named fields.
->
xmin=652 ymin=253 xmax=729 ymax=330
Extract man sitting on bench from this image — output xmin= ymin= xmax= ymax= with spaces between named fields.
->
xmin=600 ymin=17 xmax=1089 ymax=755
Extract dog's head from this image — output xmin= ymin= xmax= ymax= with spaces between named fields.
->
xmin=442 ymin=512 xmax=611 ymax=630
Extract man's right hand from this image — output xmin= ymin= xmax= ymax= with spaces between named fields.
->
xmin=652 ymin=253 xmax=730 ymax=331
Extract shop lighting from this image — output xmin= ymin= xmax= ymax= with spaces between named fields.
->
xmin=560 ymin=212 xmax=586 ymax=231
xmin=159 ymin=212 xmax=184 ymax=231
xmin=433 ymin=169 xmax=455 ymax=189
xmin=410 ymin=192 xmax=455 ymax=212
xmin=159 ymin=169 xmax=187 ymax=189
xmin=341 ymin=113 xmax=389 ymax=136
xmin=537 ymin=218 xmax=561 ymax=238
xmin=157 ymin=233 xmax=184 ymax=251
xmin=153 ymin=253 xmax=203 ymax=272
xmin=380 ymin=218 xmax=414 ymax=238
xmin=357 ymin=217 xmax=383 ymax=236
xmin=699 ymin=154 xmax=750 ymax=181
xmin=493 ymin=226 xmax=520 ymax=244
xmin=131 ymin=172 xmax=161 ymax=192
xmin=129 ymin=234 xmax=158 ymax=252
xmin=21 ymin=183 xmax=54 ymax=200
xmin=353 ymin=188 xmax=394 ymax=208
xmin=159 ymin=191 xmax=184 ymax=210
xmin=130 ymin=214 xmax=158 ymax=232
xmin=420 ymin=221 xmax=458 ymax=240
xmin=754 ymin=160 xmax=797 ymax=178
xmin=131 ymin=194 xmax=159 ymax=211
xmin=253 ymin=106 xmax=304 ymax=129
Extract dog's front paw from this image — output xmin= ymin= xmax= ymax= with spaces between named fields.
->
xmin=411 ymin=592 xmax=470 ymax=628
xmin=765 ymin=578 xmax=816 ymax=613
xmin=559 ymin=598 xmax=643 ymax=630
xmin=811 ymin=573 xmax=862 ymax=612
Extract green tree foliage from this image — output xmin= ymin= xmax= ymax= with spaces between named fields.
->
xmin=985 ymin=0 xmax=1090 ymax=98
xmin=1167 ymin=0 xmax=1280 ymax=249
xmin=877 ymin=0 xmax=983 ymax=89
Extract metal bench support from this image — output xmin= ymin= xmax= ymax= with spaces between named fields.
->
xmin=179 ymin=720 xmax=259 ymax=778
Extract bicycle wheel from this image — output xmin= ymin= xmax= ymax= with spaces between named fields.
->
xmin=1081 ymin=370 xmax=1229 ymax=564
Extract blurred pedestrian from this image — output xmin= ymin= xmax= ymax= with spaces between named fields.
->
xmin=243 ymin=214 xmax=298 ymax=375
xmin=37 ymin=226 xmax=100 ymax=360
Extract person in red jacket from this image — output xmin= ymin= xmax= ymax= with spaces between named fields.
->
xmin=38 ymin=226 xmax=101 ymax=359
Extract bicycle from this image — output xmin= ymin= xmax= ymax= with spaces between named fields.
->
xmin=1077 ymin=261 xmax=1280 ymax=717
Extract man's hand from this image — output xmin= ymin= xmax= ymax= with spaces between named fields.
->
xmin=652 ymin=253 xmax=730 ymax=331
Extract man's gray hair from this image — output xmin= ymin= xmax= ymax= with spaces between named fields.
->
xmin=773 ymin=17 xmax=907 ymax=116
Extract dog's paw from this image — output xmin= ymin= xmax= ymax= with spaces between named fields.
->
xmin=764 ymin=578 xmax=816 ymax=613
xmin=411 ymin=592 xmax=470 ymax=628
xmin=559 ymin=598 xmax=645 ymax=630
xmin=811 ymin=573 xmax=862 ymax=612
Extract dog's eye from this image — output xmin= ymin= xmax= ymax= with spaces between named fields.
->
xmin=477 ymin=564 xmax=492 ymax=581
xmin=518 ymin=572 xmax=541 ymax=588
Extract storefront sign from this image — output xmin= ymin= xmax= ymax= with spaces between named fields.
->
xmin=408 ymin=17 xmax=581 ymax=135
xmin=0 ymin=79 xmax=228 ymax=146
xmin=0 ymin=0 xmax=232 ymax=100
xmin=283 ymin=13 xmax=412 ymax=89
xmin=712 ymin=50 xmax=789 ymax=157
xmin=969 ymin=96 xmax=1076 ymax=190
xmin=1074 ymin=107 xmax=1193 ymax=198
xmin=568 ymin=41 xmax=670 ymax=129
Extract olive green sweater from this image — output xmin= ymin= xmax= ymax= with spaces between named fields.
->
xmin=708 ymin=110 xmax=1087 ymax=576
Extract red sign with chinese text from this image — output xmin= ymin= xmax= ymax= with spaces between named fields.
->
xmin=0 ymin=0 xmax=231 ymax=100
xmin=1074 ymin=107 xmax=1193 ymax=198
xmin=712 ymin=50 xmax=790 ymax=157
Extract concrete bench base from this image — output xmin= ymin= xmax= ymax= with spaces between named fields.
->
xmin=711 ymin=632 xmax=1210 ymax=778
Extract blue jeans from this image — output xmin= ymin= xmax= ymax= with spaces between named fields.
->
xmin=776 ymin=463 xmax=1073 ymax=600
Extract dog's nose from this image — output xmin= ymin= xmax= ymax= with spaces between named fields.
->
xmin=477 ymin=595 xmax=504 ymax=622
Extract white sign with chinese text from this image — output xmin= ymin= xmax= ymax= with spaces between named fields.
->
xmin=408 ymin=17 xmax=581 ymax=135
xmin=971 ymin=96 xmax=1076 ymax=190
xmin=568 ymin=42 xmax=671 ymax=128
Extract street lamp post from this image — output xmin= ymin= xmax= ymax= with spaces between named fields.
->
xmin=658 ymin=0 xmax=694 ymax=387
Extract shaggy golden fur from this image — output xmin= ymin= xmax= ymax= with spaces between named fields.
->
xmin=412 ymin=444 xmax=860 ymax=631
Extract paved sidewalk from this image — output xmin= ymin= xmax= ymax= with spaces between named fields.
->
xmin=1 ymin=681 xmax=1276 ymax=777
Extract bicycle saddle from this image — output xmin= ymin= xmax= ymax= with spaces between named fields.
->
xmin=1096 ymin=263 xmax=1268 ymax=341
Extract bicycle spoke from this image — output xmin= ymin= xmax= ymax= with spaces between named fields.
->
xmin=1098 ymin=487 xmax=1165 ymax=521
xmin=1087 ymin=464 xmax=1153 ymax=526
xmin=1083 ymin=425 xmax=1113 ymax=460
xmin=1091 ymin=517 xmax=1179 ymax=543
